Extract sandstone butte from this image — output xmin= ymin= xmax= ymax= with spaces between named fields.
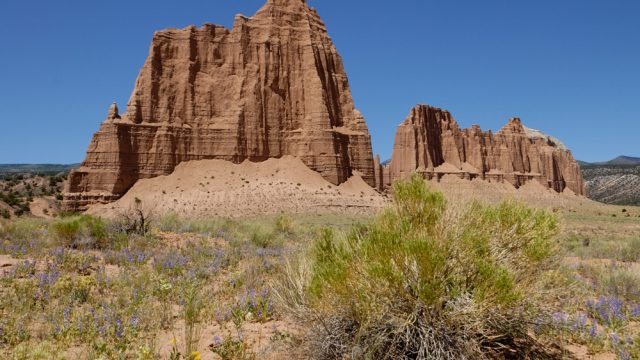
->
xmin=64 ymin=0 xmax=585 ymax=211
xmin=63 ymin=0 xmax=375 ymax=211
xmin=374 ymin=104 xmax=585 ymax=196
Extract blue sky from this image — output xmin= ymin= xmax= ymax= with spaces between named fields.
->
xmin=0 ymin=0 xmax=638 ymax=163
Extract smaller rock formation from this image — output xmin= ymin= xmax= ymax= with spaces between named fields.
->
xmin=380 ymin=104 xmax=584 ymax=195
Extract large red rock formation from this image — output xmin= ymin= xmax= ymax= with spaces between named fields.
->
xmin=379 ymin=104 xmax=585 ymax=195
xmin=63 ymin=0 xmax=375 ymax=211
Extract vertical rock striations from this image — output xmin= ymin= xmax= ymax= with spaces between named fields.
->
xmin=385 ymin=104 xmax=584 ymax=195
xmin=64 ymin=0 xmax=375 ymax=210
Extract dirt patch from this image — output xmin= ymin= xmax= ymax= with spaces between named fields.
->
xmin=0 ymin=254 xmax=21 ymax=277
xmin=29 ymin=197 xmax=58 ymax=219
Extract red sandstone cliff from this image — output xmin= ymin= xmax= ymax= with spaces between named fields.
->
xmin=64 ymin=0 xmax=375 ymax=210
xmin=378 ymin=105 xmax=585 ymax=195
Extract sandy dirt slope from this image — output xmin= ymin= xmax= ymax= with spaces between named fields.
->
xmin=88 ymin=156 xmax=390 ymax=218
xmin=29 ymin=197 xmax=59 ymax=219
xmin=88 ymin=157 xmax=609 ymax=219
xmin=0 ymin=200 xmax=13 ymax=218
xmin=427 ymin=174 xmax=601 ymax=212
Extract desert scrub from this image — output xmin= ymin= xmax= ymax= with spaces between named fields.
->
xmin=568 ymin=235 xmax=640 ymax=263
xmin=210 ymin=334 xmax=256 ymax=360
xmin=618 ymin=237 xmax=640 ymax=262
xmin=0 ymin=217 xmax=47 ymax=256
xmin=274 ymin=215 xmax=295 ymax=235
xmin=305 ymin=174 xmax=560 ymax=360
xmin=9 ymin=340 xmax=66 ymax=360
xmin=50 ymin=215 xmax=107 ymax=249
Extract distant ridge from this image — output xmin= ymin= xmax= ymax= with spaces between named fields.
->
xmin=0 ymin=164 xmax=79 ymax=174
xmin=604 ymin=156 xmax=640 ymax=166
xmin=579 ymin=155 xmax=640 ymax=167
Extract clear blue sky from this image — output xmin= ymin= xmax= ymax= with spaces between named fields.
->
xmin=1 ymin=0 xmax=638 ymax=163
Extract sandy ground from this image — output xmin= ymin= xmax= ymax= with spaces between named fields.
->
xmin=0 ymin=254 xmax=21 ymax=277
xmin=29 ymin=197 xmax=58 ymax=219
xmin=87 ymin=157 xmax=614 ymax=219
xmin=428 ymin=174 xmax=603 ymax=212
xmin=88 ymin=156 xmax=390 ymax=219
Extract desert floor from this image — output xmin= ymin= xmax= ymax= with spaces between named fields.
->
xmin=0 ymin=177 xmax=638 ymax=359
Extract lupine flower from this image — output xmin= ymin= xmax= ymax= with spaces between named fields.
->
xmin=212 ymin=336 xmax=222 ymax=346
xmin=589 ymin=319 xmax=598 ymax=338
xmin=610 ymin=333 xmax=620 ymax=347
xmin=63 ymin=307 xmax=71 ymax=329
xmin=618 ymin=350 xmax=631 ymax=360
xmin=114 ymin=318 xmax=124 ymax=338
xmin=130 ymin=314 xmax=138 ymax=328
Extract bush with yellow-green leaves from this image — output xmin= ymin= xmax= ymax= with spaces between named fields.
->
xmin=304 ymin=173 xmax=561 ymax=360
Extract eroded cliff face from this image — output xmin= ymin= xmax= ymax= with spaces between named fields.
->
xmin=378 ymin=105 xmax=585 ymax=195
xmin=64 ymin=0 xmax=375 ymax=211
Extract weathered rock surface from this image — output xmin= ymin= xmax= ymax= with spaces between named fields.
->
xmin=64 ymin=0 xmax=375 ymax=211
xmin=379 ymin=104 xmax=584 ymax=195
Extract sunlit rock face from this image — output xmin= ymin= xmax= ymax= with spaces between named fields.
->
xmin=377 ymin=104 xmax=584 ymax=195
xmin=64 ymin=0 xmax=375 ymax=211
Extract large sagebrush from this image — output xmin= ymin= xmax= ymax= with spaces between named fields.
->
xmin=302 ymin=174 xmax=560 ymax=359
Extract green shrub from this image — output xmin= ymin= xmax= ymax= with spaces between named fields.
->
xmin=50 ymin=215 xmax=108 ymax=248
xmin=306 ymin=173 xmax=560 ymax=359
xmin=51 ymin=219 xmax=81 ymax=246
xmin=275 ymin=215 xmax=294 ymax=235
xmin=250 ymin=227 xmax=270 ymax=248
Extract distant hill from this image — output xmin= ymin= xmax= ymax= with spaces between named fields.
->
xmin=580 ymin=155 xmax=640 ymax=167
xmin=580 ymin=156 xmax=640 ymax=206
xmin=0 ymin=164 xmax=79 ymax=175
xmin=604 ymin=156 xmax=640 ymax=166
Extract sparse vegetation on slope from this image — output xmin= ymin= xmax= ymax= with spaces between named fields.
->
xmin=0 ymin=172 xmax=67 ymax=217
xmin=582 ymin=164 xmax=640 ymax=206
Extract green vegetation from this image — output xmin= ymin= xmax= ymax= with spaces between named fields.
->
xmin=0 ymin=164 xmax=78 ymax=176
xmin=0 ymin=172 xmax=67 ymax=217
xmin=279 ymin=174 xmax=561 ymax=359
xmin=0 ymin=210 xmax=322 ymax=359
xmin=0 ymin=173 xmax=638 ymax=359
